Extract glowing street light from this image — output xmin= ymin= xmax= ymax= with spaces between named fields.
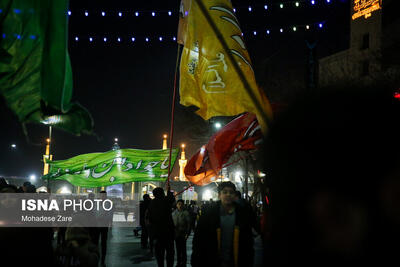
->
xmin=30 ymin=174 xmax=36 ymax=181
xmin=60 ymin=187 xmax=71 ymax=194
xmin=11 ymin=144 xmax=16 ymax=149
xmin=215 ymin=122 xmax=222 ymax=129
xmin=235 ymin=171 xmax=242 ymax=182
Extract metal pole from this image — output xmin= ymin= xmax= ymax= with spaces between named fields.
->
xmin=47 ymin=126 xmax=52 ymax=192
xmin=245 ymin=158 xmax=249 ymax=200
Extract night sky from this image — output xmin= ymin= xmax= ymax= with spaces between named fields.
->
xmin=0 ymin=0 xmax=350 ymax=178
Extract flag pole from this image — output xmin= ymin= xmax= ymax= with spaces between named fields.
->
xmin=193 ymin=0 xmax=271 ymax=128
xmin=166 ymin=44 xmax=183 ymax=189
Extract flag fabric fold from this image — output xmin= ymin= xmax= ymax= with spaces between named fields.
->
xmin=43 ymin=148 xmax=179 ymax=187
xmin=178 ymin=0 xmax=272 ymax=132
xmin=0 ymin=0 xmax=93 ymax=135
xmin=184 ymin=113 xmax=262 ymax=185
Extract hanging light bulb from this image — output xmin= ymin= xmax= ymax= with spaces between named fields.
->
xmin=266 ymin=30 xmax=270 ymax=35
xmin=233 ymin=8 xmax=236 ymax=12
xmin=319 ymin=23 xmax=323 ymax=28
xmin=118 ymin=12 xmax=122 ymax=17
xmin=145 ymin=37 xmax=149 ymax=42
xmin=135 ymin=11 xmax=139 ymax=16
xmin=117 ymin=37 xmax=121 ymax=42
xmin=280 ymin=3 xmax=284 ymax=8
xmin=84 ymin=11 xmax=88 ymax=16
xmin=311 ymin=0 xmax=315 ymax=5
xmin=67 ymin=11 xmax=71 ymax=15
xmin=168 ymin=11 xmax=172 ymax=16
xmin=159 ymin=37 xmax=163 ymax=41
xmin=75 ymin=36 xmax=79 ymax=41
xmin=306 ymin=25 xmax=310 ymax=30
xmin=131 ymin=37 xmax=135 ymax=42
xmin=253 ymin=31 xmax=257 ymax=36
xmin=104 ymin=37 xmax=107 ymax=42
xmin=152 ymin=12 xmax=155 ymax=16
xmin=295 ymin=2 xmax=300 ymax=7
xmin=264 ymin=5 xmax=268 ymax=10
xmin=89 ymin=37 xmax=93 ymax=42
xmin=173 ymin=36 xmax=176 ymax=41
xmin=280 ymin=28 xmax=283 ymax=33
xmin=293 ymin=26 xmax=297 ymax=31
xmin=101 ymin=11 xmax=105 ymax=16
xmin=248 ymin=6 xmax=252 ymax=12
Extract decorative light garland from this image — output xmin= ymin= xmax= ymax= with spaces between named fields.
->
xmin=1 ymin=20 xmax=326 ymax=44
xmin=65 ymin=0 xmax=338 ymax=17
xmin=67 ymin=21 xmax=326 ymax=44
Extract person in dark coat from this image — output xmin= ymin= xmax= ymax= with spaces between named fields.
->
xmin=140 ymin=193 xmax=152 ymax=252
xmin=147 ymin=187 xmax=175 ymax=267
xmin=191 ymin=182 xmax=254 ymax=267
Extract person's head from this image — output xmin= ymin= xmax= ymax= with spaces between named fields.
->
xmin=143 ymin=194 xmax=150 ymax=201
xmin=100 ymin=190 xmax=107 ymax=200
xmin=176 ymin=199 xmax=184 ymax=210
xmin=0 ymin=177 xmax=7 ymax=187
xmin=152 ymin=187 xmax=165 ymax=199
xmin=217 ymin=181 xmax=236 ymax=207
xmin=22 ymin=181 xmax=31 ymax=192
xmin=65 ymin=224 xmax=90 ymax=246
xmin=234 ymin=190 xmax=242 ymax=201
xmin=88 ymin=192 xmax=95 ymax=200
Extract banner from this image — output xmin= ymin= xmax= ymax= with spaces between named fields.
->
xmin=185 ymin=113 xmax=262 ymax=185
xmin=43 ymin=149 xmax=179 ymax=187
xmin=0 ymin=0 xmax=93 ymax=135
xmin=178 ymin=0 xmax=272 ymax=132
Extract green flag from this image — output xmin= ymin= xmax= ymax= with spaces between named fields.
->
xmin=0 ymin=0 xmax=93 ymax=135
xmin=43 ymin=149 xmax=179 ymax=187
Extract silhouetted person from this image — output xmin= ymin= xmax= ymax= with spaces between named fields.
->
xmin=92 ymin=191 xmax=113 ymax=266
xmin=0 ymin=177 xmax=7 ymax=191
xmin=140 ymin=193 xmax=153 ymax=252
xmin=263 ymin=86 xmax=400 ymax=266
xmin=147 ymin=187 xmax=175 ymax=267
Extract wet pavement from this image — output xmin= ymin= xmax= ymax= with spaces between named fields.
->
xmin=104 ymin=226 xmax=264 ymax=267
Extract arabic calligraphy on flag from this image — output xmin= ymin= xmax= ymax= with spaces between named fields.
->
xmin=43 ymin=149 xmax=179 ymax=187
xmin=178 ymin=0 xmax=272 ymax=133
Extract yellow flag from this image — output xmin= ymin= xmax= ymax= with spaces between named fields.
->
xmin=178 ymin=0 xmax=272 ymax=132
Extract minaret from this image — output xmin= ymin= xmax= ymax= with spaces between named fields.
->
xmin=162 ymin=134 xmax=168 ymax=150
xmin=43 ymin=138 xmax=53 ymax=175
xmin=179 ymin=144 xmax=187 ymax=181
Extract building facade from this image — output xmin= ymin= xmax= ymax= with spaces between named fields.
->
xmin=319 ymin=0 xmax=400 ymax=87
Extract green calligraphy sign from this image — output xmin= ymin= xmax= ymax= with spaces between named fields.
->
xmin=43 ymin=149 xmax=178 ymax=187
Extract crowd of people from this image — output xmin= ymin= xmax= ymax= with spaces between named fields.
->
xmin=0 ymin=182 xmax=113 ymax=267
xmin=135 ymin=182 xmax=264 ymax=267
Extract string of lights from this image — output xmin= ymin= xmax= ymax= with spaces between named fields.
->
xmin=68 ymin=21 xmax=326 ymax=44
xmin=64 ymin=0 xmax=338 ymax=17
xmin=1 ymin=20 xmax=326 ymax=44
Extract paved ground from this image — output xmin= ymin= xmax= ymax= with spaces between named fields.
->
xmin=104 ymin=226 xmax=264 ymax=267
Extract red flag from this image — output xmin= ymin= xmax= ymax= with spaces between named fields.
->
xmin=184 ymin=113 xmax=262 ymax=185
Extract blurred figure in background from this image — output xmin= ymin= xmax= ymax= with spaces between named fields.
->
xmin=172 ymin=199 xmax=191 ymax=267
xmin=263 ymin=86 xmax=400 ymax=266
xmin=147 ymin=187 xmax=175 ymax=267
